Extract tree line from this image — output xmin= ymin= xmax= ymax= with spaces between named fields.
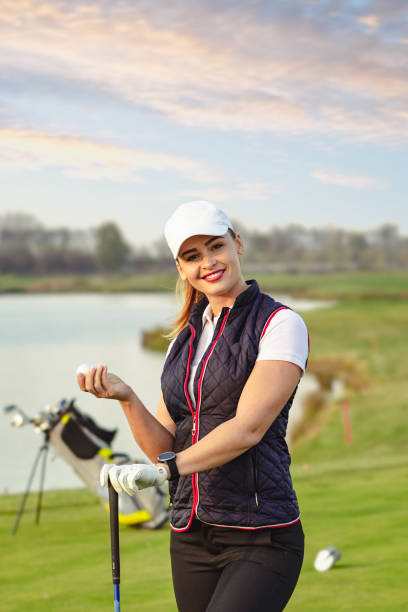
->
xmin=0 ymin=212 xmax=407 ymax=274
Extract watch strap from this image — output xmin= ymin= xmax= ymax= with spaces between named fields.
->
xmin=157 ymin=452 xmax=179 ymax=481
xmin=166 ymin=457 xmax=179 ymax=481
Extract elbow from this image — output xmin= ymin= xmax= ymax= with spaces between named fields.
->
xmin=238 ymin=425 xmax=264 ymax=451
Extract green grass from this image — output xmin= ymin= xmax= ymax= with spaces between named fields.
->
xmin=289 ymin=457 xmax=408 ymax=610
xmin=2 ymin=457 xmax=407 ymax=610
xmin=0 ymin=273 xmax=178 ymax=294
xmin=1 ymin=282 xmax=407 ymax=610
xmin=0 ymin=490 xmax=175 ymax=611
xmin=251 ymin=270 xmax=408 ymax=300
xmin=288 ymin=297 xmax=408 ymax=609
xmin=296 ymin=299 xmax=408 ymax=459
xmin=0 ymin=270 xmax=407 ymax=299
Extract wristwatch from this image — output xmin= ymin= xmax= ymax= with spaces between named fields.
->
xmin=157 ymin=451 xmax=179 ymax=481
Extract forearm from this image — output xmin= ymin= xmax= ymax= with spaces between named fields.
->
xmin=120 ymin=391 xmax=175 ymax=463
xmin=175 ymin=416 xmax=257 ymax=476
xmin=173 ymin=361 xmax=300 ymax=477
xmin=155 ymin=362 xmax=301 ymax=480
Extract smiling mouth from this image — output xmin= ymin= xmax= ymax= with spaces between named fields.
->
xmin=202 ymin=269 xmax=225 ymax=282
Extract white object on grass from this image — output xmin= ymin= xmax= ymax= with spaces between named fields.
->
xmin=76 ymin=363 xmax=91 ymax=376
xmin=314 ymin=547 xmax=342 ymax=572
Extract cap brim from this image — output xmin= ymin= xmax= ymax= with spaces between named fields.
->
xmin=175 ymin=222 xmax=229 ymax=258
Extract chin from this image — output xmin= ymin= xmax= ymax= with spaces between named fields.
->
xmin=201 ymin=279 xmax=235 ymax=297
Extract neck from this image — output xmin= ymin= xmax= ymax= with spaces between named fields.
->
xmin=207 ymin=279 xmax=248 ymax=316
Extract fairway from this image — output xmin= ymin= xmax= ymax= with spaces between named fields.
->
xmin=1 ymin=456 xmax=407 ymax=611
xmin=1 ymin=280 xmax=407 ymax=610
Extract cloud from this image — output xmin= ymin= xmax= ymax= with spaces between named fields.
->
xmin=312 ymin=170 xmax=384 ymax=189
xmin=1 ymin=1 xmax=408 ymax=143
xmin=0 ymin=128 xmax=216 ymax=183
xmin=357 ymin=15 xmax=380 ymax=29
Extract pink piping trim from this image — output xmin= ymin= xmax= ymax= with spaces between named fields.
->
xmin=173 ymin=325 xmax=197 ymax=533
xmin=171 ymin=312 xmax=230 ymax=532
xmin=194 ymin=311 xmax=230 ymax=520
xmin=183 ymin=325 xmax=196 ymax=420
xmin=194 ymin=515 xmax=301 ymax=530
xmin=171 ymin=515 xmax=301 ymax=532
xmin=260 ymin=306 xmax=288 ymax=339
xmin=171 ymin=308 xmax=303 ymax=532
xmin=195 ymin=310 xmax=230 ymax=430
xmin=261 ymin=306 xmax=311 ymax=357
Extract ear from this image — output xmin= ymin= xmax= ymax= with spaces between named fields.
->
xmin=176 ymin=258 xmax=187 ymax=281
xmin=235 ymin=233 xmax=245 ymax=256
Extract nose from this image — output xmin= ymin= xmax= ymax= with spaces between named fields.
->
xmin=202 ymin=250 xmax=216 ymax=267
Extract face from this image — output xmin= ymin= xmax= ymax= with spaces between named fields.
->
xmin=176 ymin=231 xmax=246 ymax=306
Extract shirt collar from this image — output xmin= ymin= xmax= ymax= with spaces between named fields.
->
xmin=202 ymin=302 xmax=230 ymax=327
xmin=202 ymin=302 xmax=214 ymax=326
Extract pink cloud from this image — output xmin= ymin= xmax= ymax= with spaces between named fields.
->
xmin=1 ymin=1 xmax=408 ymax=144
xmin=0 ymin=128 xmax=216 ymax=182
xmin=357 ymin=14 xmax=380 ymax=29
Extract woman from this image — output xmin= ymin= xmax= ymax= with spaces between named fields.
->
xmin=77 ymin=201 xmax=309 ymax=611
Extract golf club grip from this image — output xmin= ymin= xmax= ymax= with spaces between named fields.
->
xmin=108 ymin=482 xmax=120 ymax=584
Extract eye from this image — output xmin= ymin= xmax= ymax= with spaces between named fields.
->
xmin=186 ymin=253 xmax=199 ymax=262
xmin=211 ymin=242 xmax=224 ymax=250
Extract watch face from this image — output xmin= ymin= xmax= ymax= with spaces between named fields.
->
xmin=159 ymin=451 xmax=175 ymax=462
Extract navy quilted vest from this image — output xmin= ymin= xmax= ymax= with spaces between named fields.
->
xmin=161 ymin=280 xmax=301 ymax=531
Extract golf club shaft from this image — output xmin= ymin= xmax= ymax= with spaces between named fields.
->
xmin=108 ymin=482 xmax=120 ymax=611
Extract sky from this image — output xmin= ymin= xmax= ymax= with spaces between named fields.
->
xmin=1 ymin=0 xmax=407 ymax=247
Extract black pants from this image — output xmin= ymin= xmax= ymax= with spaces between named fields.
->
xmin=170 ymin=519 xmax=304 ymax=612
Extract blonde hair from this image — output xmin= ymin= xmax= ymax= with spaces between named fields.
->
xmin=167 ymin=277 xmax=204 ymax=339
xmin=167 ymin=229 xmax=237 ymax=339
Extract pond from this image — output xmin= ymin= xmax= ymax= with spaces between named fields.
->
xmin=0 ymin=292 xmax=330 ymax=493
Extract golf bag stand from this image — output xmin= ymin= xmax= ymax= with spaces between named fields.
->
xmin=12 ymin=439 xmax=49 ymax=535
xmin=6 ymin=399 xmax=169 ymax=533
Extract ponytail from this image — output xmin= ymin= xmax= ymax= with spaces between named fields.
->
xmin=167 ymin=277 xmax=204 ymax=339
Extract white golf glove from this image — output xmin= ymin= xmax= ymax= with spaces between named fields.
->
xmin=100 ymin=464 xmax=167 ymax=495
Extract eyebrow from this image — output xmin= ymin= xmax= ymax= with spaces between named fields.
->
xmin=180 ymin=236 xmax=222 ymax=259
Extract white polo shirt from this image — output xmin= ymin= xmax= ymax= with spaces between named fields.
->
xmin=165 ymin=303 xmax=309 ymax=409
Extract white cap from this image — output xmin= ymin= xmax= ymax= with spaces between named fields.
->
xmin=164 ymin=201 xmax=234 ymax=259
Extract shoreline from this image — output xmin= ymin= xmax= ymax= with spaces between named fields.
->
xmin=1 ymin=271 xmax=407 ymax=300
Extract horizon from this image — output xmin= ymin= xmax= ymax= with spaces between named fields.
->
xmin=1 ymin=208 xmax=406 ymax=253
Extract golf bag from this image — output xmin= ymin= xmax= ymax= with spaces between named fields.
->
xmin=7 ymin=399 xmax=169 ymax=529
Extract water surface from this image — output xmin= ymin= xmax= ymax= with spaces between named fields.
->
xmin=0 ymin=292 xmax=327 ymax=493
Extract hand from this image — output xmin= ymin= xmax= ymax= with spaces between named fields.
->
xmin=76 ymin=365 xmax=133 ymax=402
xmin=100 ymin=464 xmax=168 ymax=495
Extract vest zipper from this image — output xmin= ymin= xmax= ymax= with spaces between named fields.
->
xmin=179 ymin=324 xmax=198 ymax=531
xmin=192 ymin=309 xmax=230 ymax=519
xmin=181 ymin=311 xmax=230 ymax=529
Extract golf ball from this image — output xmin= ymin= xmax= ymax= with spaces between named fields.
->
xmin=314 ymin=547 xmax=342 ymax=572
xmin=76 ymin=363 xmax=91 ymax=376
